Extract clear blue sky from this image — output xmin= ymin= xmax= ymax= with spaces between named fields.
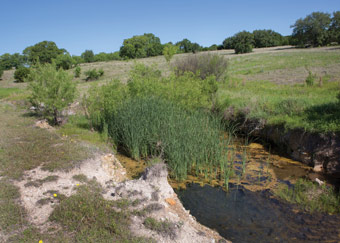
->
xmin=1 ymin=0 xmax=339 ymax=55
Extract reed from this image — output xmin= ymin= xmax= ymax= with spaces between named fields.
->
xmin=107 ymin=97 xmax=226 ymax=180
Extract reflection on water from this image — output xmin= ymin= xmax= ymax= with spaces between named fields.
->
xmin=176 ymin=183 xmax=340 ymax=243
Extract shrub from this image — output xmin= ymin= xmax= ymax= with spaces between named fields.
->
xmin=83 ymin=79 xmax=128 ymax=131
xmin=107 ymin=97 xmax=225 ymax=180
xmin=163 ymin=44 xmax=178 ymax=63
xmin=173 ymin=53 xmax=228 ymax=82
xmin=74 ymin=66 xmax=81 ymax=78
xmin=14 ymin=67 xmax=30 ymax=82
xmin=128 ymin=63 xmax=218 ymax=110
xmin=98 ymin=68 xmax=104 ymax=76
xmin=0 ymin=68 xmax=3 ymax=79
xmin=85 ymin=68 xmax=103 ymax=81
xmin=233 ymin=31 xmax=254 ymax=54
xmin=305 ymin=71 xmax=316 ymax=86
xmin=54 ymin=54 xmax=74 ymax=70
xmin=28 ymin=63 xmax=76 ymax=125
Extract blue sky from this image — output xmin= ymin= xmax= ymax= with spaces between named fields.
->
xmin=1 ymin=0 xmax=339 ymax=55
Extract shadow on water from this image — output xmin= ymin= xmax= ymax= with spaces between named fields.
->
xmin=176 ymin=183 xmax=340 ymax=243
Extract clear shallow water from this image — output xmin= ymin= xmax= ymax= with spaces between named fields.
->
xmin=176 ymin=183 xmax=340 ymax=243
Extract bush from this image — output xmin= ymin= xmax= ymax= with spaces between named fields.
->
xmin=28 ymin=63 xmax=76 ymax=125
xmin=305 ymin=71 xmax=316 ymax=86
xmin=233 ymin=31 xmax=254 ymax=54
xmin=107 ymin=97 xmax=225 ymax=180
xmin=173 ymin=53 xmax=228 ymax=82
xmin=83 ymin=79 xmax=128 ymax=131
xmin=14 ymin=67 xmax=30 ymax=82
xmin=74 ymin=66 xmax=81 ymax=78
xmin=54 ymin=54 xmax=74 ymax=70
xmin=84 ymin=68 xmax=103 ymax=81
xmin=0 ymin=68 xmax=3 ymax=79
xmin=163 ymin=44 xmax=178 ymax=63
xmin=128 ymin=63 xmax=218 ymax=110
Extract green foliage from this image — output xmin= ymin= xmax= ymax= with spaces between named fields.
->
xmin=23 ymin=40 xmax=66 ymax=64
xmin=120 ymin=33 xmax=163 ymax=59
xmin=275 ymin=179 xmax=340 ymax=214
xmin=81 ymin=50 xmax=95 ymax=63
xmin=173 ymin=53 xmax=228 ymax=81
xmin=74 ymin=66 xmax=81 ymax=78
xmin=222 ymin=36 xmax=236 ymax=49
xmin=27 ymin=63 xmax=76 ymax=124
xmin=0 ymin=68 xmax=3 ymax=79
xmin=14 ymin=66 xmax=30 ymax=82
xmin=94 ymin=51 xmax=121 ymax=62
xmin=329 ymin=11 xmax=340 ymax=43
xmin=83 ymin=79 xmax=128 ymax=130
xmin=0 ymin=53 xmax=25 ymax=70
xmin=84 ymin=68 xmax=104 ymax=81
xmin=233 ymin=31 xmax=254 ymax=54
xmin=305 ymin=71 xmax=316 ymax=86
xmin=54 ymin=53 xmax=74 ymax=70
xmin=128 ymin=63 xmax=218 ymax=109
xmin=253 ymin=29 xmax=284 ymax=48
xmin=163 ymin=43 xmax=178 ymax=63
xmin=291 ymin=12 xmax=332 ymax=47
xmin=176 ymin=38 xmax=201 ymax=53
xmin=107 ymin=97 xmax=225 ymax=180
xmin=72 ymin=55 xmax=84 ymax=65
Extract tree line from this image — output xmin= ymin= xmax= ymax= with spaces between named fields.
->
xmin=0 ymin=10 xmax=339 ymax=78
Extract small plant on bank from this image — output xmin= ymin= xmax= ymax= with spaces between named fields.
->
xmin=74 ymin=66 xmax=81 ymax=78
xmin=14 ymin=66 xmax=30 ymax=83
xmin=85 ymin=68 xmax=104 ymax=81
xmin=27 ymin=63 xmax=76 ymax=125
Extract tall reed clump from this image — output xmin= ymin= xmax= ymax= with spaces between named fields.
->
xmin=107 ymin=97 xmax=226 ymax=180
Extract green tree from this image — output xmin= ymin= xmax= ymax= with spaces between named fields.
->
xmin=329 ymin=11 xmax=340 ymax=43
xmin=81 ymin=50 xmax=95 ymax=63
xmin=176 ymin=39 xmax=201 ymax=53
xmin=291 ymin=12 xmax=331 ymax=47
xmin=253 ymin=29 xmax=284 ymax=48
xmin=14 ymin=67 xmax=30 ymax=83
xmin=163 ymin=44 xmax=178 ymax=63
xmin=0 ymin=53 xmax=25 ymax=70
xmin=54 ymin=53 xmax=75 ymax=70
xmin=119 ymin=33 xmax=163 ymax=59
xmin=233 ymin=31 xmax=254 ymax=54
xmin=222 ymin=37 xmax=235 ymax=49
xmin=27 ymin=63 xmax=76 ymax=125
xmin=23 ymin=41 xmax=66 ymax=64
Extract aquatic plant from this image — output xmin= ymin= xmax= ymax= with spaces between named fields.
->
xmin=275 ymin=178 xmax=340 ymax=214
xmin=107 ymin=97 xmax=226 ymax=180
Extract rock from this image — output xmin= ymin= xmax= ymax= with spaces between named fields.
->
xmin=315 ymin=178 xmax=324 ymax=186
xmin=313 ymin=165 xmax=323 ymax=173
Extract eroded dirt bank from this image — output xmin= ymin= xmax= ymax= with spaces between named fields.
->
xmin=237 ymin=118 xmax=340 ymax=178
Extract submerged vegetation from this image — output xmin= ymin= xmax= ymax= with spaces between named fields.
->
xmin=275 ymin=179 xmax=340 ymax=214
